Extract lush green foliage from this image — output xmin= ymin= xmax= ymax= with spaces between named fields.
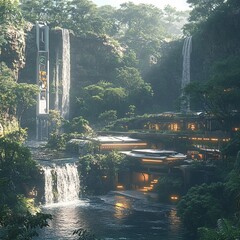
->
xmin=46 ymin=132 xmax=69 ymax=150
xmin=64 ymin=116 xmax=92 ymax=134
xmin=155 ymin=175 xmax=183 ymax=202
xmin=0 ymin=138 xmax=40 ymax=192
xmin=98 ymin=110 xmax=117 ymax=125
xmin=177 ymin=153 xmax=240 ymax=237
xmin=0 ymin=0 xmax=23 ymax=26
xmin=177 ymin=182 xmax=229 ymax=234
xmin=78 ymin=81 xmax=127 ymax=121
xmin=221 ymin=132 xmax=240 ymax=157
xmin=0 ymin=63 xmax=39 ymax=125
xmin=0 ymin=0 xmax=23 ymax=50
xmin=186 ymin=56 xmax=240 ymax=131
xmin=47 ymin=114 xmax=92 ymax=150
xmin=78 ymin=152 xmax=127 ymax=195
xmin=19 ymin=0 xmax=188 ymax=121
xmin=184 ymin=0 xmax=225 ymax=34
xmin=73 ymin=228 xmax=97 ymax=240
xmin=199 ymin=218 xmax=240 ymax=240
xmin=0 ymin=209 xmax=51 ymax=240
xmin=0 ymin=138 xmax=52 ymax=239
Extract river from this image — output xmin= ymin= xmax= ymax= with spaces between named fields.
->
xmin=27 ymin=141 xmax=187 ymax=240
xmin=36 ymin=191 xmax=187 ymax=240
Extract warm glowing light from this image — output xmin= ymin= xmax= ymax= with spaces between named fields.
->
xmin=143 ymin=186 xmax=152 ymax=190
xmin=191 ymin=137 xmax=230 ymax=142
xmin=203 ymin=138 xmax=210 ymax=141
xmin=142 ymin=159 xmax=163 ymax=163
xmin=116 ymin=185 xmax=124 ymax=190
xmin=169 ymin=123 xmax=179 ymax=131
xmin=188 ymin=123 xmax=196 ymax=130
xmin=102 ymin=175 xmax=107 ymax=179
xmin=100 ymin=142 xmax=148 ymax=150
xmin=116 ymin=202 xmax=124 ymax=208
xmin=101 ymin=143 xmax=147 ymax=147
xmin=170 ymin=195 xmax=179 ymax=201
xmin=113 ymin=196 xmax=132 ymax=219
xmin=133 ymin=173 xmax=149 ymax=182
xmin=223 ymin=138 xmax=230 ymax=142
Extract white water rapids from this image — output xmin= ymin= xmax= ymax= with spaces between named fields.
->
xmin=54 ymin=28 xmax=71 ymax=119
xmin=42 ymin=164 xmax=80 ymax=205
xmin=181 ymin=36 xmax=192 ymax=112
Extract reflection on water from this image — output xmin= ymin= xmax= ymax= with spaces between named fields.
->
xmin=114 ymin=195 xmax=132 ymax=220
xmin=168 ymin=209 xmax=182 ymax=237
xmin=36 ymin=192 xmax=185 ymax=240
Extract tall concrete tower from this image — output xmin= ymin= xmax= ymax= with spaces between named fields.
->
xmin=36 ymin=22 xmax=49 ymax=140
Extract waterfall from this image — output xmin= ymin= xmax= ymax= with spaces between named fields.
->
xmin=61 ymin=29 xmax=70 ymax=119
xmin=54 ymin=29 xmax=71 ymax=119
xmin=42 ymin=163 xmax=80 ymax=205
xmin=181 ymin=36 xmax=192 ymax=112
xmin=54 ymin=50 xmax=60 ymax=111
xmin=44 ymin=167 xmax=54 ymax=204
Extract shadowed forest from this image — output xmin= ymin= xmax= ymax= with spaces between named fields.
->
xmin=1 ymin=0 xmax=240 ymax=239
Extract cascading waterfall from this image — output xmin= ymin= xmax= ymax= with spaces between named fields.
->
xmin=181 ymin=36 xmax=192 ymax=112
xmin=42 ymin=163 xmax=80 ymax=205
xmin=54 ymin=29 xmax=71 ymax=119
xmin=61 ymin=29 xmax=71 ymax=119
xmin=44 ymin=167 xmax=54 ymax=204
xmin=54 ymin=50 xmax=60 ymax=111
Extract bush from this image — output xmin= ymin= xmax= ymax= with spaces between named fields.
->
xmin=177 ymin=183 xmax=229 ymax=235
xmin=78 ymin=152 xmax=126 ymax=195
xmin=155 ymin=175 xmax=183 ymax=202
xmin=46 ymin=133 xmax=69 ymax=150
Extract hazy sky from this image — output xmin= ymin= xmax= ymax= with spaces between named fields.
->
xmin=92 ymin=0 xmax=190 ymax=10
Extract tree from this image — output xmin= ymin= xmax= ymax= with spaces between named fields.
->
xmin=125 ymin=105 xmax=136 ymax=118
xmin=187 ymin=0 xmax=225 ymax=22
xmin=162 ymin=5 xmax=189 ymax=37
xmin=198 ymin=154 xmax=240 ymax=240
xmin=0 ymin=63 xmax=39 ymax=127
xmin=78 ymin=152 xmax=126 ymax=195
xmin=186 ymin=56 xmax=240 ymax=131
xmin=0 ymin=0 xmax=23 ymax=27
xmin=115 ymin=67 xmax=153 ymax=114
xmin=0 ymin=0 xmax=24 ymax=59
xmin=94 ymin=5 xmax=118 ymax=36
xmin=115 ymin=3 xmax=166 ymax=72
xmin=98 ymin=110 xmax=117 ymax=125
xmin=20 ymin=0 xmax=109 ymax=36
xmin=0 ymin=138 xmax=40 ymax=194
xmin=177 ymin=183 xmax=229 ymax=234
xmin=184 ymin=0 xmax=226 ymax=34
xmin=67 ymin=116 xmax=92 ymax=134
xmin=0 ymin=138 xmax=52 ymax=239
xmin=0 ymin=62 xmax=16 ymax=119
xmin=156 ymin=175 xmax=183 ymax=202
xmin=48 ymin=110 xmax=63 ymax=134
xmin=14 ymin=83 xmax=39 ymax=125
xmin=78 ymin=81 xmax=127 ymax=121
xmin=199 ymin=218 xmax=240 ymax=240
